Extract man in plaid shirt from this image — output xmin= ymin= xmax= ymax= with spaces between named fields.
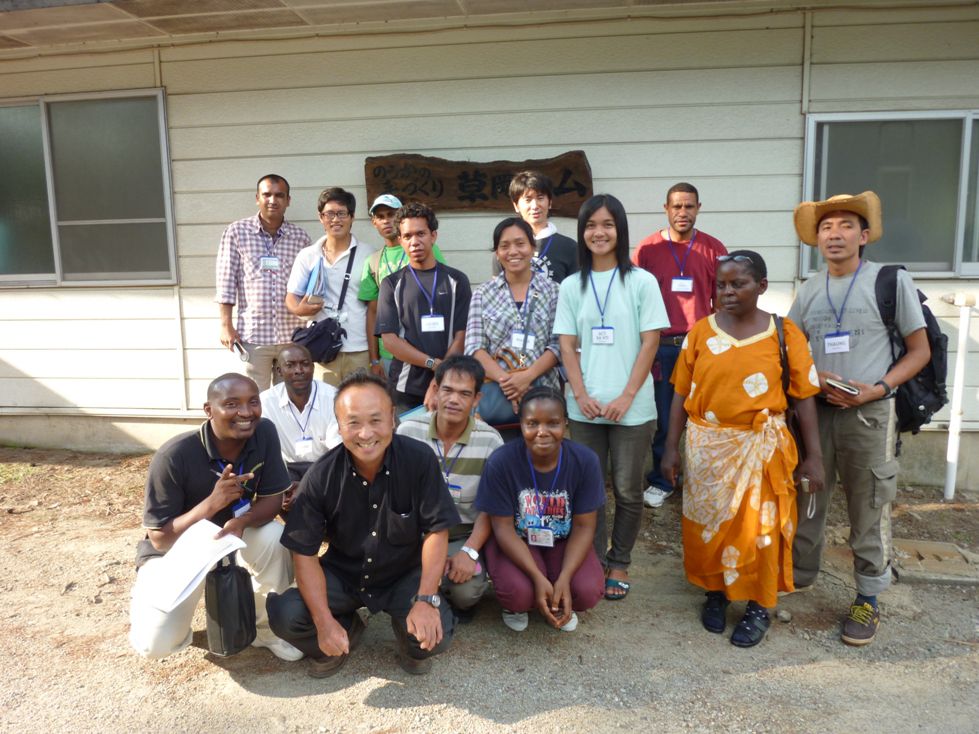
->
xmin=216 ymin=174 xmax=311 ymax=389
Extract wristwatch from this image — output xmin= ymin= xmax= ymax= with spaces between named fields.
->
xmin=424 ymin=357 xmax=436 ymax=370
xmin=460 ymin=545 xmax=479 ymax=561
xmin=412 ymin=593 xmax=441 ymax=608
xmin=875 ymin=379 xmax=895 ymax=398
xmin=370 ymin=358 xmax=382 ymax=367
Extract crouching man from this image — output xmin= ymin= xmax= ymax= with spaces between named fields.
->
xmin=268 ymin=371 xmax=460 ymax=676
xmin=129 ymin=373 xmax=300 ymax=661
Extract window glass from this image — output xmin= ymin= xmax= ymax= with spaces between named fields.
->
xmin=0 ymin=105 xmax=55 ymax=278
xmin=811 ymin=118 xmax=962 ymax=272
xmin=965 ymin=118 xmax=979 ymax=266
xmin=59 ymin=222 xmax=170 ymax=280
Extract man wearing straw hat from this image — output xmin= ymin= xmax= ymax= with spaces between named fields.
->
xmin=788 ymin=191 xmax=930 ymax=646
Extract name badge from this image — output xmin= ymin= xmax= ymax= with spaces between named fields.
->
xmin=824 ymin=331 xmax=851 ymax=354
xmin=510 ymin=330 xmax=536 ymax=352
xmin=259 ymin=256 xmax=281 ymax=271
xmin=528 ymin=527 xmax=555 ymax=547
xmin=671 ymin=276 xmax=694 ymax=293
xmin=421 ymin=314 xmax=445 ymax=332
xmin=592 ymin=326 xmax=615 ymax=345
xmin=232 ymin=498 xmax=251 ymax=518
xmin=294 ymin=437 xmax=314 ymax=458
xmin=447 ymin=482 xmax=462 ymax=501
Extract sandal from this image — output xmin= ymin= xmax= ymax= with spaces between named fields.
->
xmin=730 ymin=602 xmax=771 ymax=648
xmin=604 ymin=578 xmax=631 ymax=601
xmin=701 ymin=591 xmax=730 ymax=634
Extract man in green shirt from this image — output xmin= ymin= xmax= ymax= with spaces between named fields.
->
xmin=358 ymin=193 xmax=445 ymax=378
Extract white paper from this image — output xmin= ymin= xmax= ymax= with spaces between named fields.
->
xmin=140 ymin=519 xmax=246 ymax=613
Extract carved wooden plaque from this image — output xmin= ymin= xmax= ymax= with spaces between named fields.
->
xmin=364 ymin=150 xmax=593 ymax=218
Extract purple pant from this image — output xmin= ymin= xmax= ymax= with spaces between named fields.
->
xmin=484 ymin=536 xmax=605 ymax=613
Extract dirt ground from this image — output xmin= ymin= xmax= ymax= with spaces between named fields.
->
xmin=1 ymin=446 xmax=977 ymax=734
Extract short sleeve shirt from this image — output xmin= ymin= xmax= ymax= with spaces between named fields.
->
xmin=788 ymin=260 xmax=926 ymax=385
xmin=475 ymin=439 xmax=605 ymax=541
xmin=375 ymin=263 xmax=472 ymax=398
xmin=553 ymin=267 xmax=670 ymax=425
xmin=136 ymin=419 xmax=291 ymax=567
xmin=280 ymin=435 xmax=461 ymax=597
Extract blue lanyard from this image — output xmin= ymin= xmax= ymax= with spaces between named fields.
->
xmin=825 ymin=259 xmax=863 ymax=330
xmin=538 ymin=235 xmax=555 ymax=261
xmin=286 ymin=382 xmax=317 ymax=438
xmin=434 ymin=439 xmax=465 ymax=479
xmin=589 ymin=271 xmax=615 ymax=327
xmin=504 ymin=274 xmax=534 ymax=324
xmin=666 ymin=229 xmax=696 ymax=275
xmin=525 ymin=444 xmax=563 ymax=517
xmin=408 ymin=265 xmax=439 ymax=314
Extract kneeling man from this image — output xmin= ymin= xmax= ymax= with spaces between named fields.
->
xmin=129 ymin=373 xmax=300 ymax=661
xmin=268 ymin=371 xmax=460 ymax=676
xmin=396 ymin=355 xmax=504 ymax=620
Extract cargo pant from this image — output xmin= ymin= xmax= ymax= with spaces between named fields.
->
xmin=793 ymin=399 xmax=898 ymax=596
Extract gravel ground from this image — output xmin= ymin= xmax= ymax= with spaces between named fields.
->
xmin=0 ymin=448 xmax=977 ymax=733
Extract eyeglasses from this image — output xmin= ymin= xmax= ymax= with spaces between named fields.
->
xmin=717 ymin=255 xmax=754 ymax=264
xmin=320 ymin=210 xmax=350 ymax=221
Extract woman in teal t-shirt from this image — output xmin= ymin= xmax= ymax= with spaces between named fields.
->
xmin=554 ymin=194 xmax=669 ymax=600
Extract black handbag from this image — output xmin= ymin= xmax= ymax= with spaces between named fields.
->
xmin=291 ymin=246 xmax=357 ymax=364
xmin=204 ymin=553 xmax=257 ymax=657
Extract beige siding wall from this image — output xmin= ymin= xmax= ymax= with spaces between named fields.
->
xmin=1 ymin=6 xmax=978 ymax=449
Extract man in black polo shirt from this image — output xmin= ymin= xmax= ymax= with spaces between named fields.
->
xmin=375 ymin=202 xmax=471 ymax=414
xmin=129 ymin=373 xmax=300 ymax=661
xmin=267 ymin=371 xmax=460 ymax=677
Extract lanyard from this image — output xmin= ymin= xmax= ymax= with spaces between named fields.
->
xmin=504 ymin=274 xmax=535 ymax=326
xmin=434 ymin=439 xmax=465 ymax=478
xmin=286 ymin=382 xmax=317 ymax=438
xmin=538 ymin=235 xmax=555 ymax=262
xmin=408 ymin=265 xmax=439 ymax=314
xmin=666 ymin=229 xmax=696 ymax=276
xmin=525 ymin=444 xmax=563 ymax=518
xmin=589 ymin=270 xmax=615 ymax=327
xmin=825 ymin=259 xmax=863 ymax=330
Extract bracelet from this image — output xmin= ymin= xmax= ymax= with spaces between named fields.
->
xmin=874 ymin=379 xmax=894 ymax=398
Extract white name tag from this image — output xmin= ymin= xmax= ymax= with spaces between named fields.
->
xmin=259 ymin=256 xmax=281 ymax=271
xmin=824 ymin=331 xmax=851 ymax=354
xmin=592 ymin=326 xmax=615 ymax=345
xmin=671 ymin=276 xmax=694 ymax=292
xmin=510 ymin=330 xmax=536 ymax=352
xmin=232 ymin=499 xmax=251 ymax=518
xmin=421 ymin=314 xmax=445 ymax=332
xmin=527 ymin=527 xmax=555 ymax=547
xmin=294 ymin=437 xmax=314 ymax=458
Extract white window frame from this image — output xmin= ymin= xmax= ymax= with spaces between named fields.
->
xmin=0 ymin=88 xmax=177 ymax=288
xmin=800 ymin=110 xmax=979 ymax=280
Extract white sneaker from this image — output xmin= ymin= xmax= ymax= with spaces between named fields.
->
xmin=643 ymin=485 xmax=674 ymax=508
xmin=501 ymin=609 xmax=529 ymax=632
xmin=252 ymin=632 xmax=304 ymax=661
xmin=559 ymin=612 xmax=579 ymax=633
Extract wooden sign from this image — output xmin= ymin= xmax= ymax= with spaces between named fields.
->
xmin=364 ymin=150 xmax=592 ymax=218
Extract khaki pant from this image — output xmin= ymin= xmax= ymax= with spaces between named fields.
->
xmin=242 ymin=341 xmax=289 ymax=391
xmin=314 ymin=350 xmax=369 ymax=387
xmin=793 ymin=399 xmax=898 ymax=596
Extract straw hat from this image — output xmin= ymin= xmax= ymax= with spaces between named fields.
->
xmin=793 ymin=191 xmax=882 ymax=246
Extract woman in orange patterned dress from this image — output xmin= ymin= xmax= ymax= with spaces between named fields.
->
xmin=661 ymin=250 xmax=824 ymax=647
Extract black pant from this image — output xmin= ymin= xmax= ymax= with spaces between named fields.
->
xmin=267 ymin=565 xmax=454 ymax=661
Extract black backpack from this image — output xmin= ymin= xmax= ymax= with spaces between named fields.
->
xmin=875 ymin=265 xmax=949 ymax=442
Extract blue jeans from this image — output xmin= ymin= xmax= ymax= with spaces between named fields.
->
xmin=646 ymin=342 xmax=681 ymax=491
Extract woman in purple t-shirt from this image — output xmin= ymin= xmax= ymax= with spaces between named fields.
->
xmin=475 ymin=387 xmax=605 ymax=633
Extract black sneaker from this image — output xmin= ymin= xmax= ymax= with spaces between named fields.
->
xmin=730 ymin=602 xmax=770 ymax=647
xmin=842 ymin=600 xmax=880 ymax=646
xmin=701 ymin=591 xmax=730 ymax=634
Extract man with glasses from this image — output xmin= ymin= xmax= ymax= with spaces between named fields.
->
xmin=286 ymin=187 xmax=376 ymax=386
xmin=633 ymin=182 xmax=727 ymax=508
xmin=396 ymin=355 xmax=503 ymax=621
xmin=216 ymin=174 xmax=311 ymax=389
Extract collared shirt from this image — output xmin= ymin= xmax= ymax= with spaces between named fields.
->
xmin=281 ymin=435 xmax=461 ymax=604
xmin=259 ymin=381 xmax=341 ymax=465
xmin=136 ymin=418 xmax=291 ymax=568
xmin=632 ymin=229 xmax=727 ymax=336
xmin=464 ymin=269 xmax=561 ymax=391
xmin=215 ymin=213 xmax=311 ymax=345
xmin=396 ymin=413 xmax=504 ymax=539
xmin=286 ymin=235 xmax=377 ymax=352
